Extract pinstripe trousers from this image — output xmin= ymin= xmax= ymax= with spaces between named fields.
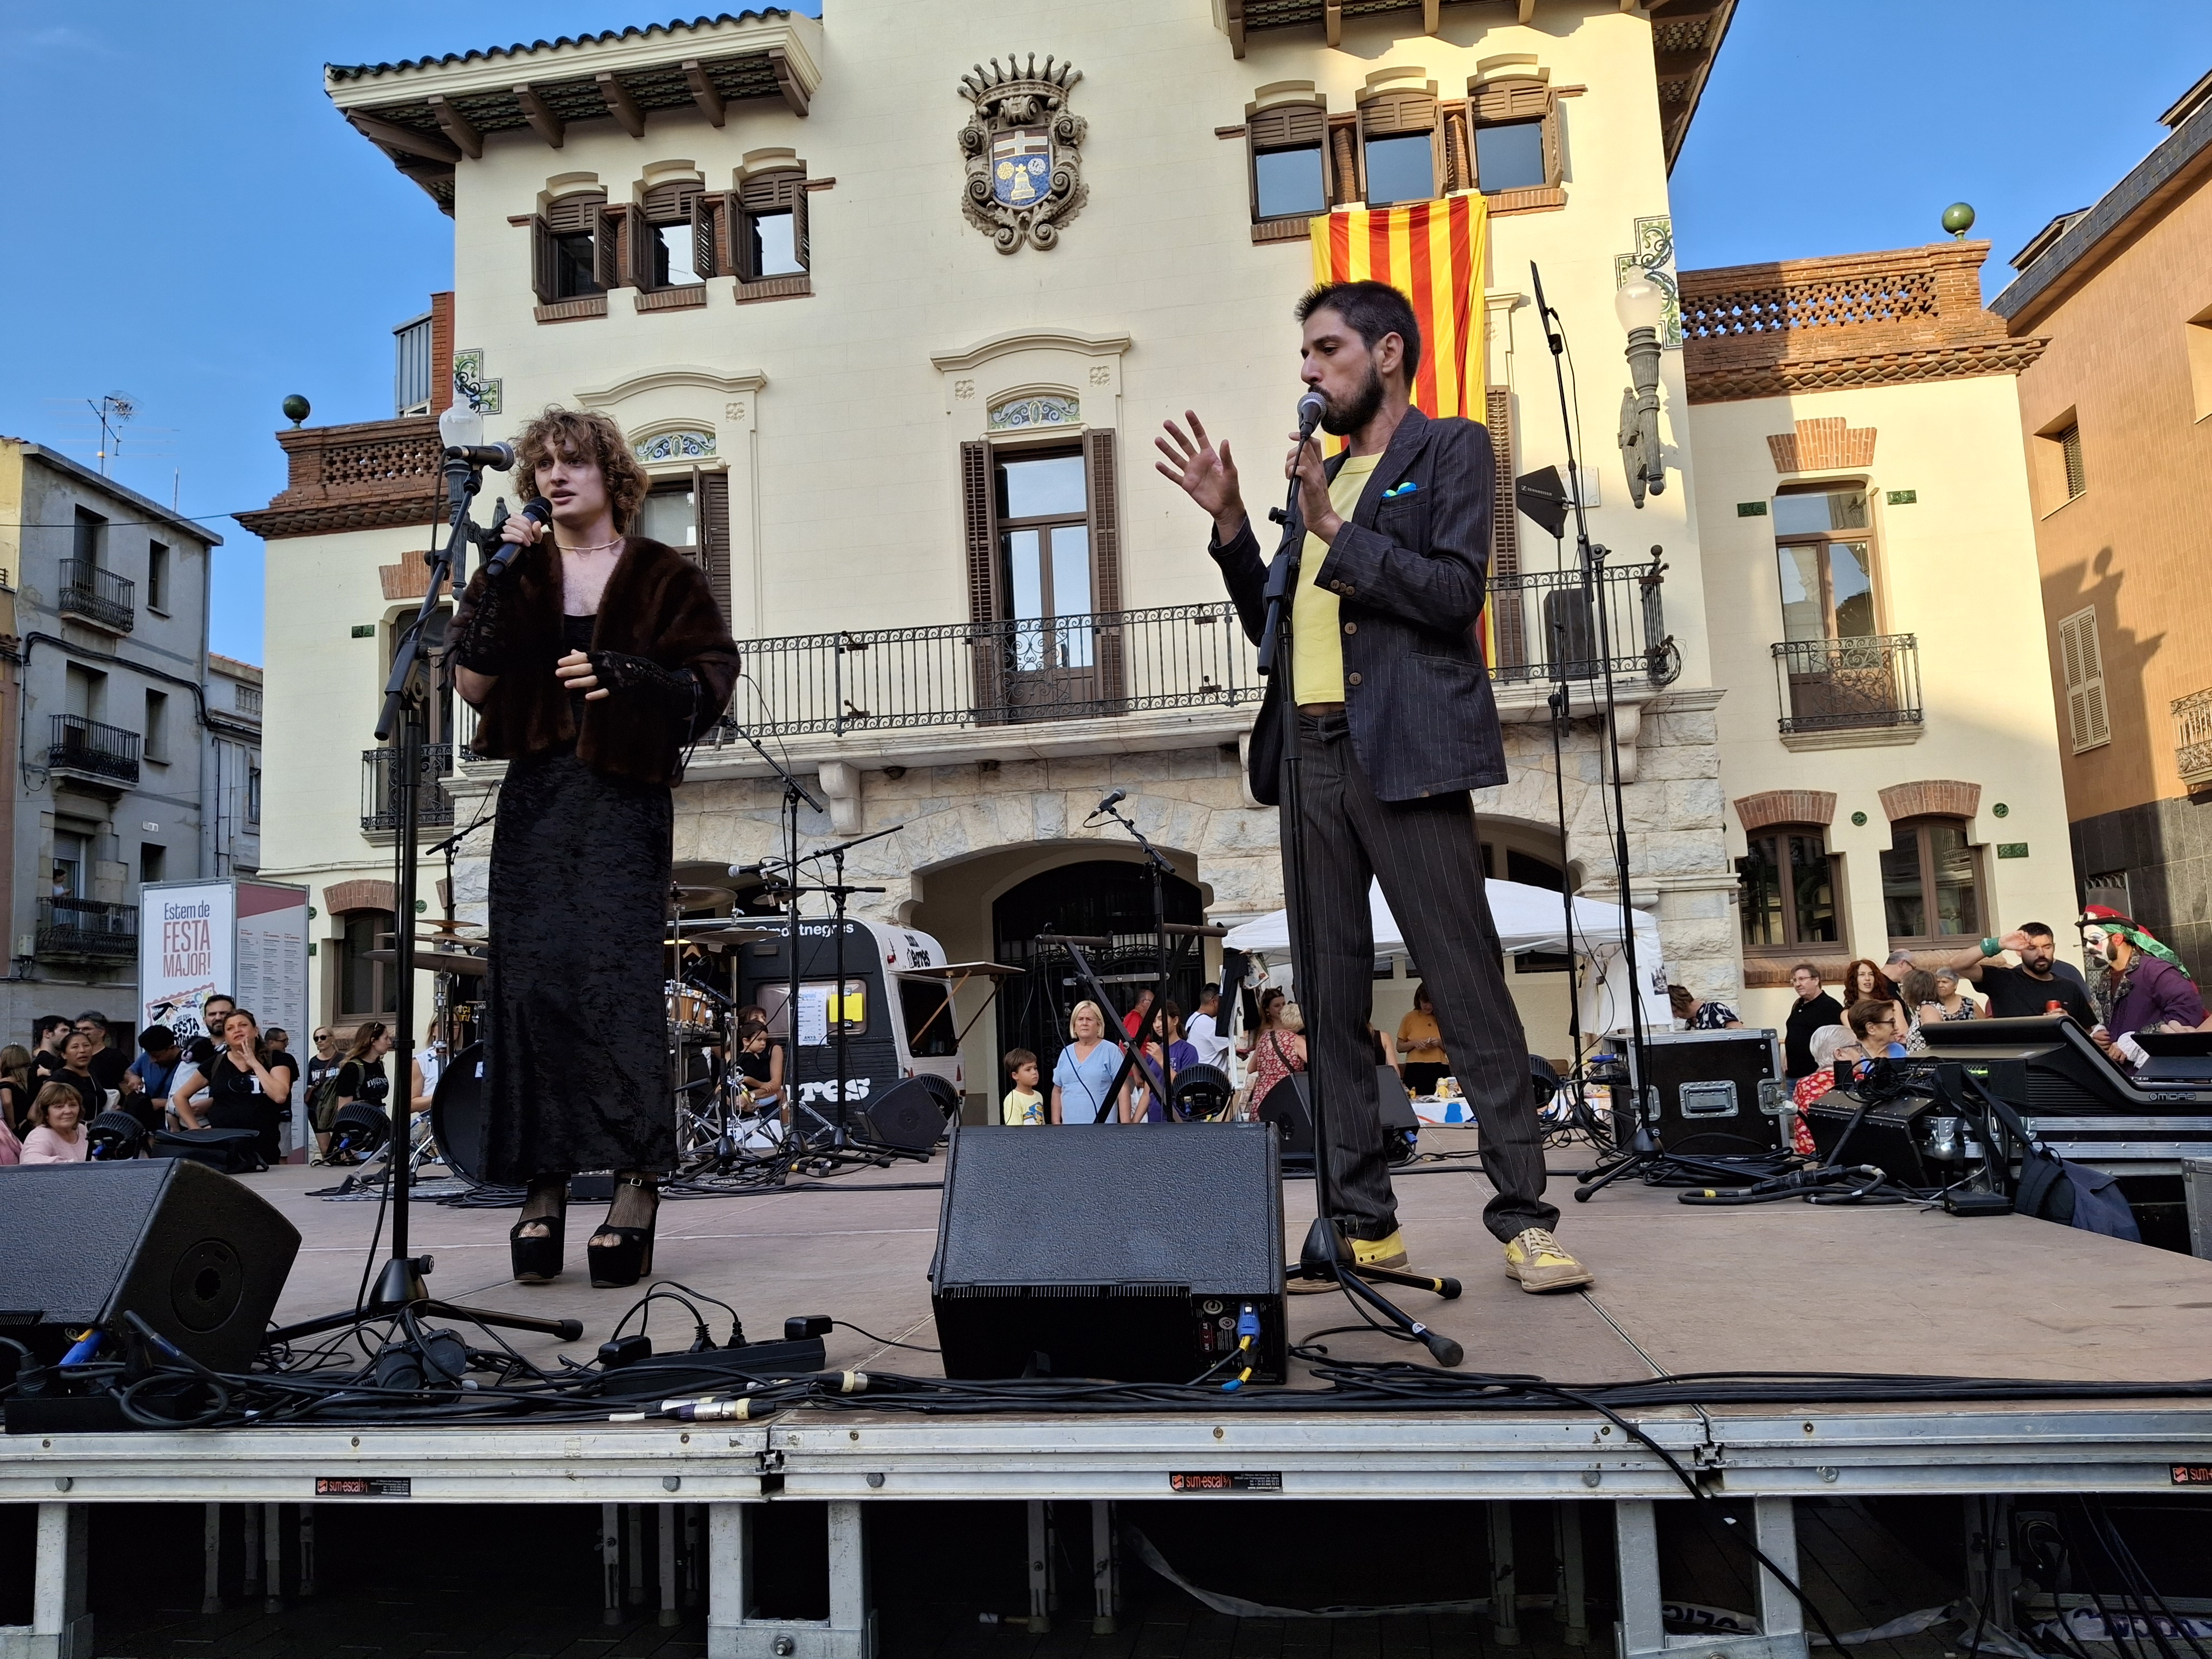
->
xmin=1281 ymin=710 xmax=1558 ymax=1244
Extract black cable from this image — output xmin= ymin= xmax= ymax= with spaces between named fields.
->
xmin=831 ymin=1320 xmax=939 ymax=1354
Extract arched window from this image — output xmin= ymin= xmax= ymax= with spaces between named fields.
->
xmin=1880 ymin=818 xmax=1983 ymax=948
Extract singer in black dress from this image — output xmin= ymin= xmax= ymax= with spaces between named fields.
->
xmin=449 ymin=408 xmax=738 ymax=1287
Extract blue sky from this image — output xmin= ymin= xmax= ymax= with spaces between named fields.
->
xmin=0 ymin=1 xmax=2204 ymax=664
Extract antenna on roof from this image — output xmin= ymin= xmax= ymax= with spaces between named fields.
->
xmin=87 ymin=391 xmax=135 ymax=477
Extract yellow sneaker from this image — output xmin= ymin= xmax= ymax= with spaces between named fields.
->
xmin=1350 ymin=1230 xmax=1410 ymax=1271
xmin=1503 ymin=1227 xmax=1594 ymax=1293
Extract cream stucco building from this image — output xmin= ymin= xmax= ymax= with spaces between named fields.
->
xmin=245 ymin=0 xmax=2074 ymax=1100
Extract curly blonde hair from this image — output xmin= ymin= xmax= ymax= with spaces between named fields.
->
xmin=512 ymin=407 xmax=651 ymax=534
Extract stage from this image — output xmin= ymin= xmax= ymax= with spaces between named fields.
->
xmin=5 ymin=1130 xmax=2212 ymax=1658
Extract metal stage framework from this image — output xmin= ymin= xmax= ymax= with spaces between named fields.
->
xmin=6 ymin=1403 xmax=2212 ymax=1657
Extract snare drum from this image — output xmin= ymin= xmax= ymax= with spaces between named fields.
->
xmin=666 ymin=980 xmax=713 ymax=1034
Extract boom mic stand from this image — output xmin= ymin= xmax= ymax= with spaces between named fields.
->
xmin=272 ymin=449 xmax=581 ymax=1348
xmin=1085 ymin=792 xmax=1211 ymax=1113
xmin=1257 ymin=428 xmax=1461 ymax=1366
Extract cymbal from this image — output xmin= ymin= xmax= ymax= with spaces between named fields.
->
xmin=668 ymin=885 xmax=730 ymax=907
xmin=365 ymin=948 xmax=486 ymax=978
xmin=420 ymin=917 xmax=484 ymax=934
xmin=663 ymin=926 xmax=773 ymax=944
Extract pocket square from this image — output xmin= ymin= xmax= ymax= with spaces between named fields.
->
xmin=1382 ymin=481 xmax=1418 ymax=499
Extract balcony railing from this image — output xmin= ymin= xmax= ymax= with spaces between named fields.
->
xmin=362 ymin=744 xmax=456 ymax=832
xmin=2175 ymin=688 xmax=2212 ymax=788
xmin=48 ymin=713 xmax=140 ymax=786
xmin=56 ymin=558 xmax=134 ymax=633
xmin=36 ymin=898 xmax=138 ymax=961
xmin=1484 ymin=559 xmax=1677 ymax=689
xmin=1772 ymin=634 xmax=1923 ymax=735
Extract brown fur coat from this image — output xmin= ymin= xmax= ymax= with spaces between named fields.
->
xmin=453 ymin=535 xmax=739 ymax=787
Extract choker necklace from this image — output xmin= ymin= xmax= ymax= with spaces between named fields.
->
xmin=556 ymin=535 xmax=624 ymax=556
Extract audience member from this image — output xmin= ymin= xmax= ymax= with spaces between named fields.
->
xmin=1846 ymin=999 xmax=1909 ymax=1059
xmin=1185 ymin=989 xmax=1232 ymax=1072
xmin=1245 ymin=1000 xmax=1308 ymax=1117
xmin=1239 ymin=987 xmax=1289 ymax=1069
xmin=20 ymin=1083 xmax=88 ymax=1163
xmin=1842 ymin=960 xmax=1905 ymax=1030
xmin=1783 ymin=963 xmax=1845 ymax=1083
xmin=187 ymin=995 xmax=237 ymax=1075
xmin=1950 ymin=925 xmax=2097 ymax=1026
xmin=1134 ymin=1002 xmax=1200 ymax=1122
xmin=31 ymin=1015 xmax=69 ymax=1079
xmin=73 ymin=1011 xmax=131 ymax=1097
xmin=1930 ymin=968 xmax=1978 ymax=1021
xmin=1001 ymin=1049 xmax=1045 ymax=1126
xmin=1396 ymin=983 xmax=1451 ymax=1096
xmin=1789 ymin=1024 xmax=1862 ymax=1156
xmin=316 ymin=1021 xmax=393 ymax=1163
xmin=48 ymin=1032 xmax=104 ymax=1122
xmin=1121 ymin=987 xmax=1155 ymax=1040
xmin=173 ymin=1008 xmax=294 ymax=1162
xmin=1668 ymin=983 xmax=1744 ymax=1030
xmin=407 ymin=1019 xmax=445 ymax=1116
xmin=1052 ymin=1000 xmax=1129 ymax=1124
xmin=125 ymin=1026 xmax=186 ymax=1135
xmin=0 ymin=1044 xmax=35 ymax=1137
xmin=0 ymin=1100 xmax=18 ymax=1165
xmin=305 ymin=1025 xmax=343 ymax=1101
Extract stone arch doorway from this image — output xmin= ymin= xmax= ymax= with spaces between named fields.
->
xmin=991 ymin=859 xmax=1205 ymax=1085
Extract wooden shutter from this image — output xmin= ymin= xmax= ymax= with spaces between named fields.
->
xmin=1360 ymin=89 xmax=1437 ymax=136
xmin=738 ymin=170 xmax=807 ymax=278
xmin=692 ymin=192 xmax=718 ymax=279
xmin=1470 ymin=78 xmax=1559 ymax=187
xmin=1248 ymin=104 xmax=1329 ymax=219
xmin=793 ymin=188 xmax=811 ymax=271
xmin=627 ymin=202 xmax=655 ymax=290
xmin=1486 ymin=389 xmax=1517 ymax=581
xmin=529 ymin=215 xmax=556 ymax=304
xmin=1328 ymin=118 xmax=1360 ymax=206
xmin=961 ymin=440 xmax=1002 ymax=719
xmin=1439 ymin=101 xmax=1471 ymax=192
xmin=695 ymin=466 xmax=733 ymax=625
xmin=595 ymin=205 xmax=625 ymax=291
xmin=1085 ymin=430 xmax=1126 ymax=706
xmin=2059 ymin=606 xmax=2110 ymax=753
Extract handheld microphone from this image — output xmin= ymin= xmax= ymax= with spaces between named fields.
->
xmin=1295 ymin=389 xmax=1326 ymax=440
xmin=484 ymin=497 xmax=552 ymax=580
xmin=1097 ymin=788 xmax=1127 ymax=812
xmin=445 ymin=441 xmax=517 ymax=471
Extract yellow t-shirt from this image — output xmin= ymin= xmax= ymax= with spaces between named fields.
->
xmin=1001 ymin=1086 xmax=1044 ymax=1126
xmin=1291 ymin=453 xmax=1381 ymax=706
xmin=1397 ymin=1009 xmax=1448 ymax=1066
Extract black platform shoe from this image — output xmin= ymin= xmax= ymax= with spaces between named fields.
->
xmin=587 ymin=1174 xmax=659 ymax=1289
xmin=509 ymin=1178 xmax=568 ymax=1284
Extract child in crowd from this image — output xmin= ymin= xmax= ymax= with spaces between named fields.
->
xmin=1001 ymin=1050 xmax=1044 ymax=1126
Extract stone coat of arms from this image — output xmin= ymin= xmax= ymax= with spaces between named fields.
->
xmin=959 ymin=55 xmax=1087 ymax=254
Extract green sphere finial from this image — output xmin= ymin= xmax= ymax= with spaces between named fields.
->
xmin=1941 ymin=201 xmax=1976 ymax=240
xmin=281 ymin=394 xmax=311 ymax=427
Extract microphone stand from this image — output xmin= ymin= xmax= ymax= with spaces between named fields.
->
xmin=795 ymin=821 xmax=921 ymax=1165
xmin=1256 ymin=424 xmax=1463 ymax=1366
xmin=271 ymin=449 xmax=581 ymax=1348
xmin=1088 ymin=793 xmax=1176 ymax=1115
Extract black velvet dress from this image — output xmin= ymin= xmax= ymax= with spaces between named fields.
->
xmin=479 ymin=615 xmax=677 ymax=1184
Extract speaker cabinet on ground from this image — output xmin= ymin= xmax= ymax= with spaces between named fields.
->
xmin=1623 ymin=1029 xmax=1784 ymax=1153
xmin=0 ymin=1160 xmax=300 ymax=1372
xmin=930 ymin=1122 xmax=1287 ymax=1384
xmin=1257 ymin=1069 xmax=1418 ymax=1166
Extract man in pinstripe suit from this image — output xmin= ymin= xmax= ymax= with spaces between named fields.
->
xmin=1155 ymin=280 xmax=1593 ymax=1293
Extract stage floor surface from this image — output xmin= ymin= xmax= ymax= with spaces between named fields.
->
xmin=7 ymin=1129 xmax=2212 ymax=1503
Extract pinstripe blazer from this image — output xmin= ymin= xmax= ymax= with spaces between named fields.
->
xmin=1210 ymin=407 xmax=1505 ymax=805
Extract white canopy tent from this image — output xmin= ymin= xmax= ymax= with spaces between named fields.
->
xmin=1220 ymin=878 xmax=1669 ymax=1040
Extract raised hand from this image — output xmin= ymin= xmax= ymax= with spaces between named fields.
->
xmin=1155 ymin=411 xmax=1247 ymax=539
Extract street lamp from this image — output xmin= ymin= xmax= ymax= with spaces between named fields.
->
xmin=1615 ymin=273 xmax=1667 ymax=508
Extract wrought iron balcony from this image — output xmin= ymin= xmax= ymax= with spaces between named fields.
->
xmin=48 ymin=713 xmax=140 ymax=787
xmin=36 ymin=898 xmax=138 ymax=962
xmin=2175 ymin=688 xmax=2212 ymax=788
xmin=701 ymin=573 xmax=1675 ymax=746
xmin=1772 ymin=634 xmax=1923 ymax=735
xmin=362 ymin=744 xmax=456 ymax=832
xmin=56 ymin=558 xmax=134 ymax=633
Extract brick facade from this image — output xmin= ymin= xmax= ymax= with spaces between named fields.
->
xmin=1732 ymin=788 xmax=1837 ymax=833
xmin=1877 ymin=779 xmax=1980 ymax=822
xmin=1765 ymin=417 xmax=1875 ymax=474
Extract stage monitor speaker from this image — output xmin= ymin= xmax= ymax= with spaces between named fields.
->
xmin=0 ymin=1160 xmax=300 ymax=1372
xmin=930 ymin=1122 xmax=1287 ymax=1384
xmin=1623 ymin=1029 xmax=1783 ymax=1153
xmin=858 ymin=1075 xmax=949 ymax=1152
xmin=1258 ymin=1069 xmax=1418 ymax=1166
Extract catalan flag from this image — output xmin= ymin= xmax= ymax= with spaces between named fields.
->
xmin=1308 ymin=195 xmax=1489 ymax=421
xmin=1308 ymin=196 xmax=1494 ymax=659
